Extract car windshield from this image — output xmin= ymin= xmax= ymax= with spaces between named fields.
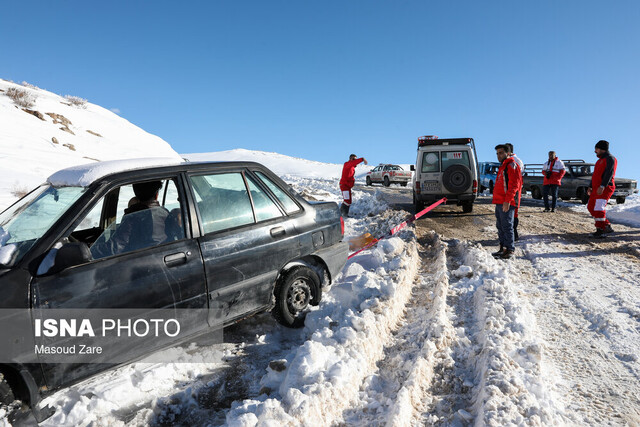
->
xmin=569 ymin=165 xmax=593 ymax=177
xmin=0 ymin=185 xmax=85 ymax=267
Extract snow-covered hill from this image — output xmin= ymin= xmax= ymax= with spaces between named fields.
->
xmin=0 ymin=79 xmax=181 ymax=209
xmin=184 ymin=149 xmax=373 ymax=181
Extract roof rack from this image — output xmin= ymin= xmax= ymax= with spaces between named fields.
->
xmin=417 ymin=136 xmax=474 ymax=147
xmin=563 ymin=159 xmax=586 ymax=163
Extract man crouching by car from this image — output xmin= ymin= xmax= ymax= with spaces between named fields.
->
xmin=492 ymin=144 xmax=522 ymax=260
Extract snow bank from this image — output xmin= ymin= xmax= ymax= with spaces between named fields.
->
xmin=459 ymin=246 xmax=562 ymax=425
xmin=225 ymin=192 xmax=420 ymax=425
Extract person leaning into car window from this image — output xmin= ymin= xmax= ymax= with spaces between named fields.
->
xmin=91 ymin=181 xmax=169 ymax=259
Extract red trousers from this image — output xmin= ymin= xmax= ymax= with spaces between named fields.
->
xmin=587 ymin=188 xmax=614 ymax=229
xmin=340 ymin=185 xmax=353 ymax=206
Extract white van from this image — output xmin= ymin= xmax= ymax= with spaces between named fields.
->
xmin=410 ymin=136 xmax=479 ymax=213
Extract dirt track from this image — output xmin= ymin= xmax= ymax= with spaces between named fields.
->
xmin=360 ymin=184 xmax=640 ymax=264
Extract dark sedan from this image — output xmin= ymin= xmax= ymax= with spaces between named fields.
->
xmin=0 ymin=158 xmax=347 ymax=422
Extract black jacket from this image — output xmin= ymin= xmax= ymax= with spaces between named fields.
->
xmin=91 ymin=201 xmax=169 ymax=259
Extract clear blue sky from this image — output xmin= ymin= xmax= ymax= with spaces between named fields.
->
xmin=2 ymin=1 xmax=639 ymax=181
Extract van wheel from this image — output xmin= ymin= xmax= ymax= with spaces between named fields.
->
xmin=366 ymin=176 xmax=372 ymax=186
xmin=616 ymin=197 xmax=626 ymax=204
xmin=383 ymin=176 xmax=390 ymax=187
xmin=272 ymin=266 xmax=320 ymax=328
xmin=462 ymin=202 xmax=473 ymax=213
xmin=531 ymin=186 xmax=542 ymax=200
xmin=413 ymin=193 xmax=425 ymax=213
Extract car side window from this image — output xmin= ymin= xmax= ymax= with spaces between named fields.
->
xmin=421 ymin=152 xmax=440 ymax=173
xmin=246 ymin=175 xmax=283 ymax=222
xmin=255 ymin=171 xmax=301 ymax=214
xmin=37 ymin=178 xmax=185 ymax=274
xmin=190 ymin=173 xmax=255 ymax=234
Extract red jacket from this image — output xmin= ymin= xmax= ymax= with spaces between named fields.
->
xmin=542 ymin=157 xmax=566 ymax=186
xmin=340 ymin=158 xmax=364 ymax=188
xmin=492 ymin=157 xmax=522 ymax=206
xmin=590 ymin=152 xmax=617 ymax=190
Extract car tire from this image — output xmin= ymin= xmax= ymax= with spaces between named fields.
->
xmin=462 ymin=202 xmax=473 ymax=213
xmin=413 ymin=193 xmax=425 ymax=213
xmin=383 ymin=176 xmax=390 ymax=187
xmin=442 ymin=165 xmax=472 ymax=193
xmin=616 ymin=197 xmax=626 ymax=204
xmin=578 ymin=188 xmax=589 ymax=204
xmin=0 ymin=374 xmax=15 ymax=407
xmin=401 ymin=182 xmax=407 ymax=187
xmin=531 ymin=186 xmax=542 ymax=200
xmin=272 ymin=266 xmax=320 ymax=328
xmin=366 ymin=176 xmax=372 ymax=186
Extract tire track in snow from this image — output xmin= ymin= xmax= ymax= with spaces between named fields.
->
xmin=339 ymin=232 xmax=457 ymax=426
xmin=518 ymin=238 xmax=640 ymax=425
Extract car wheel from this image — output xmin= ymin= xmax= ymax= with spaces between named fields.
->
xmin=0 ymin=374 xmax=15 ymax=407
xmin=462 ymin=202 xmax=473 ymax=213
xmin=616 ymin=197 xmax=626 ymax=204
xmin=366 ymin=176 xmax=372 ymax=186
xmin=442 ymin=165 xmax=472 ymax=193
xmin=413 ymin=193 xmax=425 ymax=213
xmin=489 ymin=181 xmax=494 ymax=194
xmin=531 ymin=186 xmax=542 ymax=200
xmin=578 ymin=188 xmax=589 ymax=204
xmin=383 ymin=176 xmax=390 ymax=187
xmin=272 ymin=266 xmax=320 ymax=328
xmin=401 ymin=182 xmax=407 ymax=187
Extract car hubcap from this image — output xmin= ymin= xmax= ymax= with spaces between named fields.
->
xmin=287 ymin=279 xmax=311 ymax=313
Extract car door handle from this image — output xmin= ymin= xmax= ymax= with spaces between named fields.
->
xmin=270 ymin=226 xmax=286 ymax=237
xmin=164 ymin=252 xmax=188 ymax=267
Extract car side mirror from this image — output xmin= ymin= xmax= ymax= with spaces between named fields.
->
xmin=49 ymin=242 xmax=92 ymax=274
xmin=410 ymin=165 xmax=415 ymax=171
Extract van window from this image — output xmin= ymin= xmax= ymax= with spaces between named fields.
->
xmin=442 ymin=151 xmax=470 ymax=170
xmin=421 ymin=152 xmax=440 ymax=173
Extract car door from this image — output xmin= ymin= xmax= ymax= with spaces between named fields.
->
xmin=31 ymin=174 xmax=207 ymax=387
xmin=188 ymin=168 xmax=302 ymax=327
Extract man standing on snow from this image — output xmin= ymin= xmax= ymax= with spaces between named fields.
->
xmin=492 ymin=144 xmax=522 ymax=259
xmin=339 ymin=154 xmax=368 ymax=217
xmin=542 ymin=151 xmax=566 ymax=212
xmin=505 ymin=143 xmax=523 ymax=241
xmin=588 ymin=140 xmax=617 ymax=238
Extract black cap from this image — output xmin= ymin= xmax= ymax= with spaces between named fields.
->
xmin=595 ymin=140 xmax=609 ymax=151
xmin=349 ymin=154 xmax=357 ymax=159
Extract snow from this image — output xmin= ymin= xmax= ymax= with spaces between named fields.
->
xmin=0 ymin=80 xmax=182 ymax=209
xmin=2 ymin=84 xmax=640 ymax=425
xmin=47 ymin=157 xmax=184 ymax=187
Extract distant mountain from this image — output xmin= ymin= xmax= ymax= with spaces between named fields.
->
xmin=0 ymin=79 xmax=181 ymax=209
xmin=184 ymin=149 xmax=374 ymax=181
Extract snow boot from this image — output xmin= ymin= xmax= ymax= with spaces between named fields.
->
xmin=591 ymin=228 xmax=606 ymax=238
xmin=500 ymin=249 xmax=514 ymax=260
xmin=603 ymin=224 xmax=614 ymax=234
xmin=492 ymin=245 xmax=504 ymax=257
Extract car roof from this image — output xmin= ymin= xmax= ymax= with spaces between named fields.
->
xmin=46 ymin=157 xmax=267 ymax=187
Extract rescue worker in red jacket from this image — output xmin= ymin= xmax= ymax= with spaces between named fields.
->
xmin=492 ymin=144 xmax=522 ymax=259
xmin=542 ymin=151 xmax=566 ymax=212
xmin=588 ymin=140 xmax=617 ymax=238
xmin=505 ymin=143 xmax=523 ymax=241
xmin=339 ymin=154 xmax=368 ymax=216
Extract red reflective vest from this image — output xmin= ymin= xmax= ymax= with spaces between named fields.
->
xmin=542 ymin=157 xmax=566 ymax=186
xmin=591 ymin=152 xmax=617 ymax=190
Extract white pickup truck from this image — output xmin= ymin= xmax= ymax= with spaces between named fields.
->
xmin=366 ymin=164 xmax=412 ymax=187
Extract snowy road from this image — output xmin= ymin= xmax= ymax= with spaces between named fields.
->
xmin=4 ymin=180 xmax=640 ymax=426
